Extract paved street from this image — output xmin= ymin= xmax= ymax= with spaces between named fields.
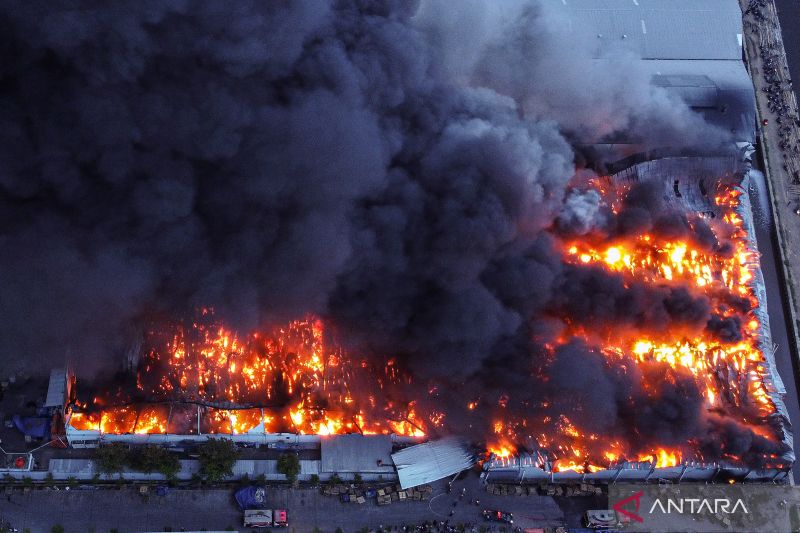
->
xmin=0 ymin=474 xmax=583 ymax=532
xmin=775 ymin=0 xmax=800 ymax=103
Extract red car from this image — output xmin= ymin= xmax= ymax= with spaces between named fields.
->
xmin=483 ymin=509 xmax=514 ymax=524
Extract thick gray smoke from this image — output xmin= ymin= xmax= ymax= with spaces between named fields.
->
xmin=418 ymin=1 xmax=732 ymax=149
xmin=557 ymin=188 xmax=605 ymax=235
xmin=0 ymin=0 xmax=578 ymax=374
xmin=0 ymin=1 xmax=783 ymax=464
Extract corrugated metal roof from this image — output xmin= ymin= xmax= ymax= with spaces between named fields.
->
xmin=320 ymin=434 xmax=394 ymax=473
xmin=231 ymin=459 xmax=320 ymax=478
xmin=643 ymin=60 xmax=756 ymax=142
xmin=391 ymin=437 xmax=476 ymax=489
xmin=558 ymin=0 xmax=743 ymax=60
xmin=44 ymin=368 xmax=67 ymax=408
xmin=49 ymin=458 xmax=95 ymax=475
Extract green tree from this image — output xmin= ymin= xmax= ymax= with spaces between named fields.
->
xmin=335 ymin=528 xmax=344 ymax=533
xmin=276 ymin=453 xmax=301 ymax=483
xmin=353 ymin=473 xmax=362 ymax=485
xmin=197 ymin=439 xmax=238 ymax=482
xmin=51 ymin=526 xmax=64 ymax=533
xmin=95 ymin=444 xmax=129 ymax=476
xmin=309 ymin=474 xmax=320 ymax=485
xmin=131 ymin=446 xmax=180 ymax=479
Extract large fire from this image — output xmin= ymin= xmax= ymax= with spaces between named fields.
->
xmin=70 ymin=315 xmax=426 ymax=437
xmin=68 ymin=176 xmax=785 ymax=472
xmin=487 ymin=179 xmax=782 ymax=471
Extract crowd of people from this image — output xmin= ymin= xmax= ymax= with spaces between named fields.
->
xmin=745 ymin=0 xmax=800 ymax=191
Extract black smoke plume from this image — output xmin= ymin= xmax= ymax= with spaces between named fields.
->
xmin=0 ymin=1 xmax=781 ymax=466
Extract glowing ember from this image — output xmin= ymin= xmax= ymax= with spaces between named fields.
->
xmin=70 ymin=317 xmax=425 ymax=437
xmin=70 ymin=178 xmax=785 ymax=472
xmin=484 ymin=179 xmax=783 ymax=469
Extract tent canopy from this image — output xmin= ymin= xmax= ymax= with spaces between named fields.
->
xmin=12 ymin=415 xmax=50 ymax=439
xmin=235 ymin=486 xmax=267 ymax=510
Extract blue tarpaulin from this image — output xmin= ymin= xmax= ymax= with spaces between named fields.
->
xmin=12 ymin=415 xmax=50 ymax=439
xmin=235 ymin=486 xmax=267 ymax=510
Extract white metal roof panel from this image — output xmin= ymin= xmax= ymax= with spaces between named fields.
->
xmin=48 ymin=458 xmax=95 ymax=475
xmin=231 ymin=459 xmax=320 ymax=479
xmin=391 ymin=437 xmax=476 ymax=489
xmin=44 ymin=368 xmax=67 ymax=407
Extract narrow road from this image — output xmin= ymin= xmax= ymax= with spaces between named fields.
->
xmin=741 ymin=0 xmax=800 ymax=482
xmin=775 ymin=0 xmax=800 ymax=104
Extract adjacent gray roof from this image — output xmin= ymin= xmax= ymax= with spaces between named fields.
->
xmin=49 ymin=458 xmax=94 ymax=475
xmin=551 ymin=0 xmax=754 ymax=144
xmin=391 ymin=437 xmax=476 ymax=489
xmin=645 ymin=60 xmax=756 ymax=143
xmin=559 ymin=0 xmax=743 ymax=60
xmin=232 ymin=459 xmax=320 ymax=478
xmin=320 ymin=434 xmax=394 ymax=473
xmin=44 ymin=368 xmax=67 ymax=408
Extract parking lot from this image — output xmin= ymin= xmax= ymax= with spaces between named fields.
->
xmin=0 ymin=473 xmax=597 ymax=532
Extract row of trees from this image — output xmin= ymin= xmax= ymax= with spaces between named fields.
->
xmin=96 ymin=440 xmax=305 ymax=483
xmin=95 ymin=439 xmax=239 ymax=481
xmin=95 ymin=444 xmax=181 ymax=479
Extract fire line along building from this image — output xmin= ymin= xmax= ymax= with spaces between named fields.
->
xmin=43 ymin=0 xmax=795 ymax=488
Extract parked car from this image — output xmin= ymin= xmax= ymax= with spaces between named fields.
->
xmin=482 ymin=509 xmax=513 ymax=524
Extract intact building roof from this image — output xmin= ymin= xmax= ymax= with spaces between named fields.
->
xmin=558 ymin=0 xmax=743 ymax=60
xmin=550 ymin=0 xmax=755 ymax=144
xmin=645 ymin=61 xmax=755 ymax=143
xmin=44 ymin=368 xmax=67 ymax=408
xmin=49 ymin=458 xmax=94 ymax=475
xmin=391 ymin=437 xmax=476 ymax=489
xmin=320 ymin=434 xmax=394 ymax=474
xmin=231 ymin=459 xmax=321 ymax=479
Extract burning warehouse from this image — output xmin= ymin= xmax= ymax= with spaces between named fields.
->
xmin=2 ymin=0 xmax=795 ymax=487
xmin=483 ymin=156 xmax=794 ymax=482
xmin=60 ymin=152 xmax=795 ymax=483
